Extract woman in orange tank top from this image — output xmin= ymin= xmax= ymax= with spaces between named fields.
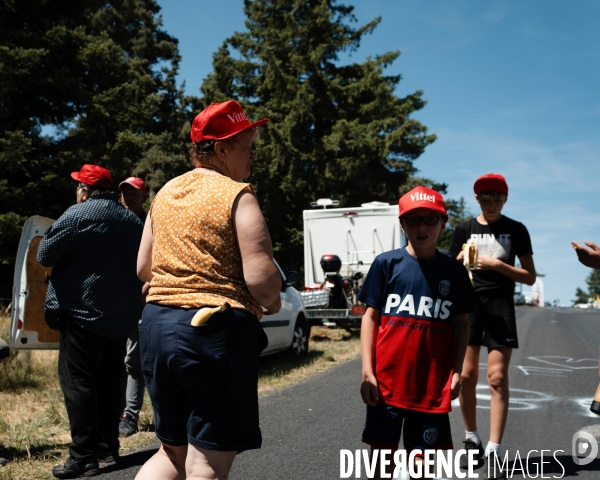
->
xmin=136 ymin=101 xmax=282 ymax=480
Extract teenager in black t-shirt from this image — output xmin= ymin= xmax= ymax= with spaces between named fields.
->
xmin=448 ymin=173 xmax=536 ymax=478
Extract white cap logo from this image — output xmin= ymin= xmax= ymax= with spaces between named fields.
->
xmin=409 ymin=192 xmax=436 ymax=202
xmin=226 ymin=112 xmax=248 ymax=123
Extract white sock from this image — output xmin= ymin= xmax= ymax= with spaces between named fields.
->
xmin=465 ymin=430 xmax=481 ymax=445
xmin=485 ymin=441 xmax=501 ymax=456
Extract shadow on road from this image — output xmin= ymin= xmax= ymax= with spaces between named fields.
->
xmin=98 ymin=446 xmax=158 ymax=476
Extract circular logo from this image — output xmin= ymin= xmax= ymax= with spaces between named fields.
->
xmin=439 ymin=280 xmax=450 ymax=296
xmin=423 ymin=427 xmax=438 ymax=445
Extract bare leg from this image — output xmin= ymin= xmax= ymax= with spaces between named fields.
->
xmin=135 ymin=443 xmax=187 ymax=480
xmin=487 ymin=347 xmax=512 ymax=444
xmin=186 ymin=444 xmax=237 ymax=480
xmin=459 ymin=345 xmax=481 ymax=432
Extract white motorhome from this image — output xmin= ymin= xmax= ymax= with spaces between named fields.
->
xmin=302 ymin=201 xmax=406 ymax=326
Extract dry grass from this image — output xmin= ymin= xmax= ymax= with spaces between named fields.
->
xmin=0 ymin=314 xmax=360 ymax=479
xmin=257 ymin=325 xmax=360 ymax=395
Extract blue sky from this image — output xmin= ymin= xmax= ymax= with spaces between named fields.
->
xmin=158 ymin=0 xmax=600 ymax=305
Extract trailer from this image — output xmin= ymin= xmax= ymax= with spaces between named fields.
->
xmin=301 ymin=201 xmax=406 ymax=327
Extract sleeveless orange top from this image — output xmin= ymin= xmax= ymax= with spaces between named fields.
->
xmin=147 ymin=171 xmax=263 ymax=319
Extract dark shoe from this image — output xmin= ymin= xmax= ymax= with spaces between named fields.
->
xmin=52 ymin=456 xmax=99 ymax=479
xmin=96 ymin=449 xmax=120 ymax=464
xmin=460 ymin=439 xmax=484 ymax=469
xmin=0 ymin=457 xmax=6 ymax=467
xmin=485 ymin=452 xmax=507 ymax=479
xmin=118 ymin=413 xmax=138 ymax=437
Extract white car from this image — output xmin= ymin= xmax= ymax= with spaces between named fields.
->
xmin=9 ymin=216 xmax=309 ymax=357
xmin=261 ymin=260 xmax=309 ymax=356
xmin=573 ymin=303 xmax=592 ymax=309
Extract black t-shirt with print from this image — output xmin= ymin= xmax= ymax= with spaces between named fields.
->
xmin=448 ymin=216 xmax=533 ymax=297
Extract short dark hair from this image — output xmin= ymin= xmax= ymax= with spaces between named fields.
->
xmin=477 ymin=190 xmax=507 ymax=200
xmin=78 ymin=182 xmax=112 ymax=197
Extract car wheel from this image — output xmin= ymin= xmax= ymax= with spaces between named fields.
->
xmin=289 ymin=317 xmax=309 ymax=356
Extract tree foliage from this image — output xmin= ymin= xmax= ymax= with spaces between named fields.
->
xmin=573 ymin=269 xmax=600 ymax=305
xmin=200 ymin=0 xmax=439 ymax=271
xmin=0 ymin=0 xmax=473 ymax=285
xmin=586 ymin=269 xmax=600 ymax=297
xmin=573 ymin=287 xmax=590 ymax=306
xmin=0 ymin=0 xmax=194 ymax=265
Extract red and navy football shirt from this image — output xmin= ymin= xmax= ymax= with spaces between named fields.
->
xmin=358 ymin=248 xmax=476 ymax=413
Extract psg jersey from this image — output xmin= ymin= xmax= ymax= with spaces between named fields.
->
xmin=358 ymin=247 xmax=476 ymax=413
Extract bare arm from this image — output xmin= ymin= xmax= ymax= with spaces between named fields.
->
xmin=360 ymin=307 xmax=380 ymax=406
xmin=477 ymin=253 xmax=536 ymax=286
xmin=451 ymin=313 xmax=470 ymax=400
xmin=572 ymin=241 xmax=600 ymax=270
xmin=233 ymin=190 xmax=281 ymax=312
xmin=137 ymin=215 xmax=153 ymax=283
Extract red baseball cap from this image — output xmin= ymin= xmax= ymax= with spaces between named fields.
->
xmin=190 ymin=100 xmax=269 ymax=143
xmin=399 ymin=186 xmax=448 ymax=218
xmin=119 ymin=177 xmax=147 ymax=192
xmin=474 ymin=173 xmax=508 ymax=195
xmin=70 ymin=164 xmax=113 ymax=189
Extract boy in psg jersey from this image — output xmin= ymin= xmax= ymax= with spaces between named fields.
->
xmin=448 ymin=174 xmax=536 ymax=478
xmin=359 ymin=186 xmax=476 ymax=479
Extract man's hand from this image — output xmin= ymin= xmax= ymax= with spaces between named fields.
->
xmin=263 ymin=295 xmax=282 ymax=315
xmin=450 ymin=372 xmax=462 ymax=400
xmin=572 ymin=241 xmax=600 ymax=270
xmin=360 ymin=373 xmax=379 ymax=406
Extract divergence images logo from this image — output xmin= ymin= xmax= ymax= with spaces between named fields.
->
xmin=572 ymin=431 xmax=599 ymax=465
xmin=439 ymin=280 xmax=450 ymax=296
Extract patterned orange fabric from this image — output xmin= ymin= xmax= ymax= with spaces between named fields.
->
xmin=147 ymin=171 xmax=263 ymax=319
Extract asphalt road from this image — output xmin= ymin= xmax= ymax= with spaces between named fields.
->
xmin=95 ymin=307 xmax=600 ymax=479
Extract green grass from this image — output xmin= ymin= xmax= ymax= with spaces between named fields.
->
xmin=0 ymin=314 xmax=360 ymax=479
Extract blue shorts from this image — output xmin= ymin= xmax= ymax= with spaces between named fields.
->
xmin=362 ymin=403 xmax=453 ymax=452
xmin=139 ymin=303 xmax=268 ymax=451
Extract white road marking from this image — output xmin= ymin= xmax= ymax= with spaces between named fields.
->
xmin=575 ymin=398 xmax=600 ymax=418
xmin=452 ymin=385 xmax=555 ymax=410
xmin=517 ymin=365 xmax=571 ymax=377
xmin=527 ymin=356 xmax=597 ymax=369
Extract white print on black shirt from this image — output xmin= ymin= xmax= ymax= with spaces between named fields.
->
xmin=469 ymin=233 xmax=511 ymax=260
xmin=384 ymin=294 xmax=452 ymax=320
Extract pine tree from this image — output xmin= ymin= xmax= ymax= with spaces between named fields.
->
xmin=0 ymin=0 xmax=193 ymax=268
xmin=586 ymin=269 xmax=600 ymax=297
xmin=573 ymin=287 xmax=590 ymax=306
xmin=572 ymin=270 xmax=600 ymax=305
xmin=200 ymin=0 xmax=437 ymax=272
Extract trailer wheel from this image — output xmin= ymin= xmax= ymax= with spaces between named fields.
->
xmin=288 ymin=316 xmax=309 ymax=357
